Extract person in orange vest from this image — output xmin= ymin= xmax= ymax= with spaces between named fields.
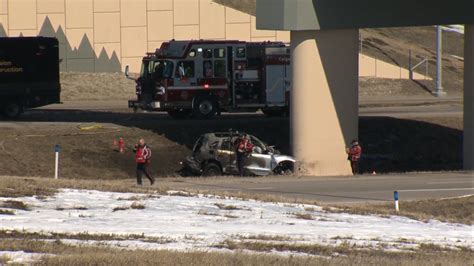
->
xmin=346 ymin=140 xmax=362 ymax=175
xmin=234 ymin=134 xmax=254 ymax=176
xmin=133 ymin=138 xmax=154 ymax=185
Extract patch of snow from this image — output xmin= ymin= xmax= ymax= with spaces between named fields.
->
xmin=0 ymin=189 xmax=472 ymax=255
xmin=0 ymin=251 xmax=53 ymax=264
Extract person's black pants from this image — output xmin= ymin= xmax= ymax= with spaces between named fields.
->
xmin=350 ymin=160 xmax=359 ymax=175
xmin=236 ymin=153 xmax=246 ymax=176
xmin=136 ymin=163 xmax=154 ymax=185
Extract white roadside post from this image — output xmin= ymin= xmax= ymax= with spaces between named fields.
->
xmin=394 ymin=191 xmax=399 ymax=212
xmin=54 ymin=144 xmax=61 ymax=179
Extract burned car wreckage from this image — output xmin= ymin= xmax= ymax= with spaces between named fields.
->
xmin=182 ymin=132 xmax=295 ymax=176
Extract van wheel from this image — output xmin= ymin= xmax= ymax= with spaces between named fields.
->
xmin=3 ymin=102 xmax=22 ymax=119
xmin=193 ymin=96 xmax=217 ymax=119
xmin=167 ymin=109 xmax=191 ymax=119
xmin=202 ymin=162 xmax=222 ymax=177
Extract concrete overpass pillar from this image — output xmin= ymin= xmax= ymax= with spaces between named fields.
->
xmin=464 ymin=24 xmax=474 ymax=170
xmin=290 ymin=29 xmax=359 ymax=176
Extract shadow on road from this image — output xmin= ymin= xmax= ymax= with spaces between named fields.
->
xmin=10 ymin=108 xmax=463 ymax=175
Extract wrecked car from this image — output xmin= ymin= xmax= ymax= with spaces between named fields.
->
xmin=182 ymin=132 xmax=295 ymax=176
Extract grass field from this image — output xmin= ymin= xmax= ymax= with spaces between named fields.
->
xmin=1 ymin=238 xmax=472 ymax=266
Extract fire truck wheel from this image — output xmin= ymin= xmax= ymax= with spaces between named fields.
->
xmin=167 ymin=109 xmax=192 ymax=119
xmin=193 ymin=96 xmax=217 ymax=119
xmin=2 ymin=102 xmax=23 ymax=119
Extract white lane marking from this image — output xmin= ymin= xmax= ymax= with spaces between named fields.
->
xmin=398 ymin=188 xmax=473 ymax=192
xmin=427 ymin=181 xmax=473 ymax=184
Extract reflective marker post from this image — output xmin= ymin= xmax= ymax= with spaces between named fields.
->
xmin=54 ymin=144 xmax=61 ymax=179
xmin=394 ymin=191 xmax=399 ymax=212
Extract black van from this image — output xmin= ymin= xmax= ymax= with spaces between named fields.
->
xmin=0 ymin=37 xmax=61 ymax=118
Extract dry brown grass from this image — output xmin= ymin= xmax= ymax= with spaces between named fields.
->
xmin=0 ymin=209 xmax=15 ymax=215
xmin=327 ymin=195 xmax=474 ymax=225
xmin=0 ymin=230 xmax=171 ymax=244
xmin=214 ymin=203 xmax=241 ymax=210
xmin=238 ymin=234 xmax=292 ymax=242
xmin=60 ymin=72 xmax=135 ymax=101
xmin=0 ymin=239 xmax=320 ymax=266
xmin=130 ymin=202 xmax=145 ymax=210
xmin=0 ymin=236 xmax=472 ymax=266
xmin=293 ymin=213 xmax=314 ymax=220
xmin=217 ymin=240 xmax=474 ymax=266
xmin=0 ymin=176 xmax=168 ymax=198
xmin=0 ymin=200 xmax=29 ymax=210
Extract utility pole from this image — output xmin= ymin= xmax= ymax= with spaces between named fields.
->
xmin=435 ymin=26 xmax=446 ymax=97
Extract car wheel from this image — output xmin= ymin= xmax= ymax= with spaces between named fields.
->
xmin=167 ymin=109 xmax=191 ymax=119
xmin=193 ymin=96 xmax=217 ymax=119
xmin=273 ymin=162 xmax=294 ymax=175
xmin=202 ymin=162 xmax=222 ymax=177
xmin=3 ymin=102 xmax=22 ymax=119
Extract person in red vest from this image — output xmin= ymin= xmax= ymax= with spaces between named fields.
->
xmin=133 ymin=138 xmax=154 ymax=185
xmin=346 ymin=140 xmax=362 ymax=175
xmin=234 ymin=134 xmax=254 ymax=176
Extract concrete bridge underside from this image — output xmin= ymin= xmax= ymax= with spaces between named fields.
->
xmin=257 ymin=0 xmax=474 ymax=176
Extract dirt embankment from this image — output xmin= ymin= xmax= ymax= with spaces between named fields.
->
xmin=0 ymin=109 xmax=463 ymax=179
xmin=60 ymin=72 xmax=136 ymax=101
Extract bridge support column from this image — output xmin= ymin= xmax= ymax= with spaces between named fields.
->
xmin=290 ymin=29 xmax=359 ymax=176
xmin=464 ymin=24 xmax=474 ymax=170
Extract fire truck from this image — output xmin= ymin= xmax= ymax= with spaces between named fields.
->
xmin=126 ymin=40 xmax=290 ymax=118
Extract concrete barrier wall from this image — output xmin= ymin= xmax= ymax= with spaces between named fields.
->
xmin=0 ymin=0 xmax=427 ymax=79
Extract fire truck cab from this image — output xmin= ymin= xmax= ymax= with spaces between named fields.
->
xmin=126 ymin=40 xmax=291 ymax=118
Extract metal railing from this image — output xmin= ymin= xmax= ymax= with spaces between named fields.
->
xmin=408 ymin=50 xmax=429 ymax=80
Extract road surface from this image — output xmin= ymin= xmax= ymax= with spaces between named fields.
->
xmin=165 ymin=172 xmax=473 ymax=204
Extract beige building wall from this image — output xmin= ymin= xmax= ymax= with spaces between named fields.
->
xmin=0 ymin=0 xmax=424 ymax=78
xmin=0 ymin=0 xmax=283 ymax=72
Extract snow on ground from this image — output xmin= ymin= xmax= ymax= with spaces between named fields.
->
xmin=0 ymin=251 xmax=53 ymax=264
xmin=0 ymin=189 xmax=472 ymax=254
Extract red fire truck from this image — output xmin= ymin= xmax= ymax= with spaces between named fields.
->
xmin=126 ymin=40 xmax=290 ymax=118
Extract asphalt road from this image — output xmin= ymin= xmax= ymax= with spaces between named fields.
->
xmin=165 ymin=172 xmax=473 ymax=204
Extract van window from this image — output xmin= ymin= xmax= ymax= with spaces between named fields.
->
xmin=214 ymin=48 xmax=225 ymax=58
xmin=214 ymin=60 xmax=226 ymax=77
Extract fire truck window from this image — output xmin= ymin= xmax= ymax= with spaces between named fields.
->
xmin=203 ymin=48 xmax=213 ymax=59
xmin=203 ymin=60 xmax=213 ymax=78
xmin=236 ymin=47 xmax=246 ymax=58
xmin=214 ymin=60 xmax=226 ymax=78
xmin=176 ymin=61 xmax=195 ymax=78
xmin=214 ymin=48 xmax=225 ymax=58
xmin=188 ymin=49 xmax=196 ymax=57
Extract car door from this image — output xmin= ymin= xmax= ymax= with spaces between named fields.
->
xmin=245 ymin=136 xmax=273 ymax=176
xmin=216 ymin=138 xmax=237 ymax=174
